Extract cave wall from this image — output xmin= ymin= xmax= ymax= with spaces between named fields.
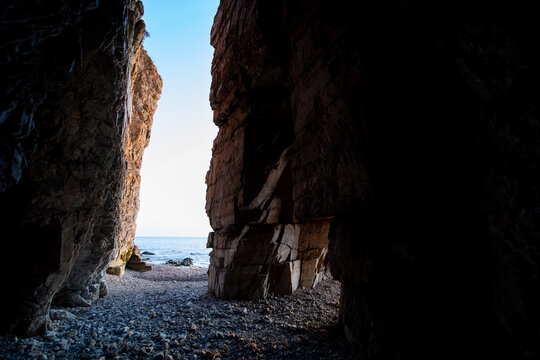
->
xmin=0 ymin=0 xmax=155 ymax=335
xmin=208 ymin=0 xmax=540 ymax=358
xmin=55 ymin=45 xmax=162 ymax=304
xmin=1 ymin=0 xmax=538 ymax=356
xmin=206 ymin=0 xmax=331 ymax=299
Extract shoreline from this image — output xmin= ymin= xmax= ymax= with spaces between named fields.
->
xmin=135 ymin=236 xmax=211 ymax=269
xmin=0 ymin=265 xmax=355 ymax=359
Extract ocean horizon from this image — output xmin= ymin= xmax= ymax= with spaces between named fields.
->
xmin=134 ymin=236 xmax=210 ymax=267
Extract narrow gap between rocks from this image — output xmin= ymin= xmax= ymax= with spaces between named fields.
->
xmin=0 ymin=1 xmax=353 ymax=358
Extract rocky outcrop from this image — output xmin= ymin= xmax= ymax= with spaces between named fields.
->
xmin=125 ymin=245 xmax=152 ymax=272
xmin=207 ymin=222 xmax=330 ymax=298
xmin=207 ymin=0 xmax=540 ymax=359
xmin=206 ymin=1 xmax=331 ymax=299
xmin=0 ymin=0 xmax=154 ymax=335
xmin=54 ymin=13 xmax=161 ymax=307
xmin=107 ymin=47 xmax=162 ymax=274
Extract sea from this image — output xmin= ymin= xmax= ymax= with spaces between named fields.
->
xmin=134 ymin=236 xmax=211 ymax=268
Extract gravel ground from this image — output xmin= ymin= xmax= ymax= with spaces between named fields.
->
xmin=0 ymin=265 xmax=356 ymax=359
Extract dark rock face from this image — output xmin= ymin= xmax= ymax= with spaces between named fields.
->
xmin=208 ymin=0 xmax=540 ymax=358
xmin=0 ymin=0 xmax=148 ymax=334
xmin=206 ymin=1 xmax=331 ymax=299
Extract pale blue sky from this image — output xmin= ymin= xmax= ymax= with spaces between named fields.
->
xmin=136 ymin=1 xmax=220 ymax=237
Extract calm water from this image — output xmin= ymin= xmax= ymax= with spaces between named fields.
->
xmin=135 ymin=236 xmax=210 ymax=267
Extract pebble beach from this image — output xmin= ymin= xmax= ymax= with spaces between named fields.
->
xmin=0 ymin=265 xmax=355 ymax=359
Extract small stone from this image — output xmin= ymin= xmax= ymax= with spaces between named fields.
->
xmin=291 ymin=337 xmax=301 ymax=344
xmin=43 ymin=331 xmax=57 ymax=340
xmin=139 ymin=347 xmax=153 ymax=356
xmin=170 ymin=340 xmax=180 ymax=347
xmin=99 ymin=279 xmax=108 ymax=297
xmin=28 ymin=351 xmax=47 ymax=360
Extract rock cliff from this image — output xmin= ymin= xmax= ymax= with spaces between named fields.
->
xmin=55 ymin=45 xmax=162 ymax=304
xmin=107 ymin=47 xmax=162 ymax=275
xmin=206 ymin=1 xmax=331 ymax=299
xmin=207 ymin=0 xmax=540 ymax=358
xmin=0 ymin=0 xmax=159 ymax=334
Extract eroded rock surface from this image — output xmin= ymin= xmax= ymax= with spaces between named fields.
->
xmin=108 ymin=47 xmax=162 ymax=273
xmin=0 ymin=0 xmax=156 ymax=335
xmin=54 ymin=11 xmax=162 ymax=308
xmin=207 ymin=1 xmax=540 ymax=359
xmin=206 ymin=1 xmax=331 ymax=300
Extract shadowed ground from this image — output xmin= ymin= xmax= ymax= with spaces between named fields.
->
xmin=0 ymin=265 xmax=355 ymax=359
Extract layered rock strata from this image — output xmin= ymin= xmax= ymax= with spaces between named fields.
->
xmin=125 ymin=245 xmax=152 ymax=272
xmin=207 ymin=1 xmax=540 ymax=359
xmin=0 ymin=0 xmax=158 ymax=334
xmin=206 ymin=1 xmax=331 ymax=299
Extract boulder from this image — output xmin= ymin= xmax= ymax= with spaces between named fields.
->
xmin=106 ymin=265 xmax=125 ymax=276
xmin=180 ymin=258 xmax=194 ymax=266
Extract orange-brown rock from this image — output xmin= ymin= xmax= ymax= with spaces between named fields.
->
xmin=108 ymin=47 xmax=162 ymax=271
xmin=126 ymin=245 xmax=153 ymax=272
xmin=206 ymin=1 xmax=331 ymax=300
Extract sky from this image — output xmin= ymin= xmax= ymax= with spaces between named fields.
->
xmin=135 ymin=0 xmax=220 ymax=237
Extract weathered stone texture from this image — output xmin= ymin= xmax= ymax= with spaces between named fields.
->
xmin=108 ymin=47 xmax=162 ymax=271
xmin=0 ymin=0 xmax=154 ymax=334
xmin=54 ymin=8 xmax=162 ymax=307
xmin=208 ymin=0 xmax=540 ymax=358
xmin=35 ymin=7 xmax=161 ymax=307
xmin=206 ymin=0 xmax=329 ymax=300
xmin=207 ymin=222 xmax=330 ymax=299
xmin=207 ymin=1 xmax=330 ymax=300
